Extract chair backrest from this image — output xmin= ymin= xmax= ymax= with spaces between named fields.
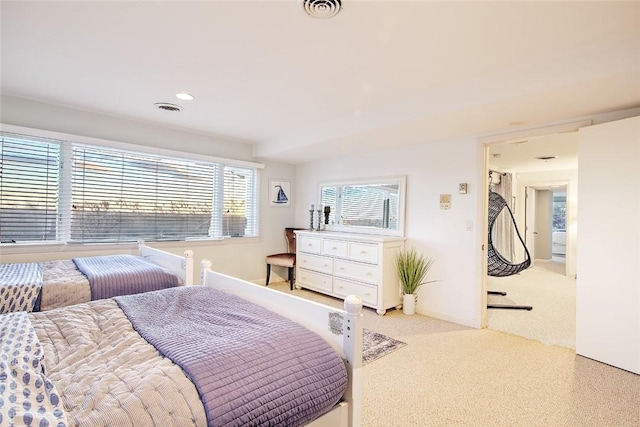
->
xmin=284 ymin=228 xmax=302 ymax=253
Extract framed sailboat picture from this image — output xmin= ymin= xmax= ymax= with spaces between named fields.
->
xmin=269 ymin=179 xmax=291 ymax=207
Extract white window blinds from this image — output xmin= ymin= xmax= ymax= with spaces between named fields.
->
xmin=321 ymin=183 xmax=398 ymax=229
xmin=210 ymin=165 xmax=259 ymax=239
xmin=71 ymin=145 xmax=217 ymax=243
xmin=0 ymin=134 xmax=61 ymax=243
xmin=0 ymin=131 xmax=260 ymax=244
xmin=342 ymin=184 xmax=398 ymax=228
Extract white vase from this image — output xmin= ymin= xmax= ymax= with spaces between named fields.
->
xmin=402 ymin=294 xmax=415 ymax=315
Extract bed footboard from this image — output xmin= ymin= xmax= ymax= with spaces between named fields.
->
xmin=138 ymin=241 xmax=194 ymax=285
xmin=200 ymin=259 xmax=363 ymax=427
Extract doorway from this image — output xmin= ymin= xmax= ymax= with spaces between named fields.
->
xmin=484 ymin=132 xmax=578 ymax=349
xmin=525 ymin=186 xmax=569 ymax=273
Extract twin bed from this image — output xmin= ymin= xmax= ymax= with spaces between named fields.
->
xmin=0 ymin=251 xmax=363 ymax=426
xmin=0 ymin=241 xmax=194 ymax=313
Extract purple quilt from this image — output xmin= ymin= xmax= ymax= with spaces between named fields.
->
xmin=73 ymin=255 xmax=179 ymax=300
xmin=114 ymin=286 xmax=348 ymax=427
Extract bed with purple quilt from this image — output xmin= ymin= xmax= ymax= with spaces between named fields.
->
xmin=1 ymin=273 xmax=363 ymax=427
xmin=0 ymin=242 xmax=194 ymax=314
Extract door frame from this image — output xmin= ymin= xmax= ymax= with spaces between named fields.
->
xmin=480 ymin=120 xmax=588 ymax=329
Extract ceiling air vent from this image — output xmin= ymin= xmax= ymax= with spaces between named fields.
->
xmin=154 ymin=102 xmax=183 ymax=112
xmin=536 ymin=156 xmax=557 ymax=161
xmin=298 ymin=0 xmax=342 ymax=19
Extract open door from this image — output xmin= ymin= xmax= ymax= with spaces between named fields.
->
xmin=577 ymin=116 xmax=640 ymax=374
xmin=524 ymin=187 xmax=536 ymax=261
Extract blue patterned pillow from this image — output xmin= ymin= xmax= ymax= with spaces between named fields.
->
xmin=0 ymin=263 xmax=43 ymax=314
xmin=0 ymin=312 xmax=68 ymax=426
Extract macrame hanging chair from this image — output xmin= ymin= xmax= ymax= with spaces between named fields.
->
xmin=487 ymin=190 xmax=533 ymax=310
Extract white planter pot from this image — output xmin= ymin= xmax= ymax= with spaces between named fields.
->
xmin=402 ymin=294 xmax=416 ymax=315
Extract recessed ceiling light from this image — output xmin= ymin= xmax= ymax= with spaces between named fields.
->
xmin=176 ymin=92 xmax=194 ymax=101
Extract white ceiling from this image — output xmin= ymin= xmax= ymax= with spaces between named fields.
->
xmin=488 ymin=131 xmax=579 ymax=174
xmin=2 ymin=1 xmax=639 ymax=166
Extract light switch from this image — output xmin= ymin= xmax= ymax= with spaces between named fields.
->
xmin=440 ymin=194 xmax=451 ymax=210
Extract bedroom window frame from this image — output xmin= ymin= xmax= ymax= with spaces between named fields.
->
xmin=0 ymin=133 xmax=62 ymax=243
xmin=0 ymin=128 xmax=262 ymax=245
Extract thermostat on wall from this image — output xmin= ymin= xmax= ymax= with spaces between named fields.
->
xmin=440 ymin=194 xmax=451 ymax=210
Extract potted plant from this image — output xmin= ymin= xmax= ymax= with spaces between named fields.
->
xmin=394 ymin=248 xmax=435 ymax=315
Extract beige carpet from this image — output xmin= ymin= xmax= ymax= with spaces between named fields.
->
xmin=487 ymin=258 xmax=576 ymax=348
xmin=267 ymin=281 xmax=640 ymax=426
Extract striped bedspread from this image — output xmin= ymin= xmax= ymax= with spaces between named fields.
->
xmin=0 ymin=262 xmax=42 ymax=314
xmin=73 ymin=255 xmax=179 ymax=300
xmin=114 ymin=286 xmax=348 ymax=427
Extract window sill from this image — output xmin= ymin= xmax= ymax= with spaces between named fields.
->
xmin=0 ymin=237 xmax=261 ymax=257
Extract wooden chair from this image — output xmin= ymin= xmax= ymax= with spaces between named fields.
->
xmin=266 ymin=228 xmax=302 ymax=290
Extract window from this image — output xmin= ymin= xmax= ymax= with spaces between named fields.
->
xmin=0 ymin=134 xmax=61 ymax=243
xmin=0 ymin=131 xmax=260 ymax=244
xmin=552 ymin=192 xmax=566 ymax=232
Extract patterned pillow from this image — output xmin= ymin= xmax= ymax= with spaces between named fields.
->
xmin=0 ymin=263 xmax=43 ymax=314
xmin=0 ymin=311 xmax=68 ymax=426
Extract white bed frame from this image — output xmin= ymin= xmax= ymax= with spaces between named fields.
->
xmin=138 ymin=241 xmax=194 ymax=285
xmin=200 ymin=260 xmax=363 ymax=427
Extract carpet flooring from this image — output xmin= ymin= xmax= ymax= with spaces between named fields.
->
xmin=264 ymin=280 xmax=640 ymax=426
xmin=487 ymin=258 xmax=576 ymax=348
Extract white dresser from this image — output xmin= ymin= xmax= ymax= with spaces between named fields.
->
xmin=295 ymin=230 xmax=405 ymax=315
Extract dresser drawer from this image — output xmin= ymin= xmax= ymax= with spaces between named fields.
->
xmin=297 ymin=253 xmax=333 ymax=275
xmin=334 ymin=259 xmax=378 ymax=285
xmin=348 ymin=242 xmax=379 ymax=264
xmin=322 ymin=239 xmax=348 ymax=258
xmin=298 ymin=269 xmax=332 ymax=293
xmin=333 ymin=278 xmax=377 ymax=306
xmin=298 ymin=235 xmax=321 ymax=254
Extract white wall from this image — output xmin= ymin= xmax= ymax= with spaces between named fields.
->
xmin=0 ymin=96 xmax=297 ymax=284
xmin=296 ymin=138 xmax=485 ymax=328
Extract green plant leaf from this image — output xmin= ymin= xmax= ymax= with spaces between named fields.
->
xmin=394 ymin=248 xmax=436 ymax=296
